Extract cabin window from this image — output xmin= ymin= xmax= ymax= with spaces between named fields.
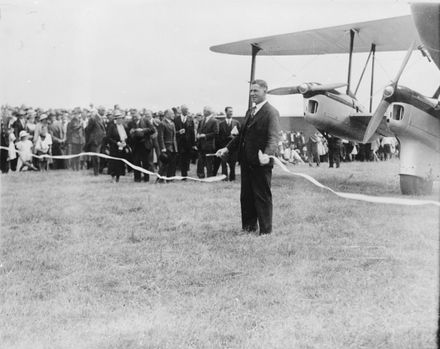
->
xmin=307 ymin=100 xmax=318 ymax=114
xmin=392 ymin=104 xmax=404 ymax=121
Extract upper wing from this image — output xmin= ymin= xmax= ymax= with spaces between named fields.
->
xmin=210 ymin=16 xmax=420 ymax=56
xmin=411 ymin=3 xmax=440 ymax=70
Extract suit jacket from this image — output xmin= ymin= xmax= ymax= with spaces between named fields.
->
xmin=13 ymin=119 xmax=26 ymax=141
xmin=85 ymin=114 xmax=106 ymax=150
xmin=158 ymin=119 xmax=178 ymax=153
xmin=218 ymin=118 xmax=240 ymax=149
xmin=227 ymin=101 xmax=280 ymax=167
xmin=127 ymin=118 xmax=156 ymax=151
xmin=197 ymin=116 xmax=219 ymax=152
xmin=174 ymin=115 xmax=196 ymax=153
xmin=48 ymin=121 xmax=64 ymax=144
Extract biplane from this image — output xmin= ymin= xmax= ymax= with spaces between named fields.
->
xmin=210 ymin=2 xmax=440 ymax=195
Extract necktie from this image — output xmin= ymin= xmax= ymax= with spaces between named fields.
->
xmin=250 ymin=106 xmax=256 ymax=119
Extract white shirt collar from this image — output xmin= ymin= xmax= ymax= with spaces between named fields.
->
xmin=254 ymin=99 xmax=268 ymax=114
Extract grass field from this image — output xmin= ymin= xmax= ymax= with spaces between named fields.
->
xmin=1 ymin=159 xmax=439 ymax=349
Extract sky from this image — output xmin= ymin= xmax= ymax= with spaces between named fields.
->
xmin=1 ymin=0 xmax=439 ymax=116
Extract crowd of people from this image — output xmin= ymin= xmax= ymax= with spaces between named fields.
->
xmin=0 ymin=104 xmax=399 ymax=181
xmin=277 ymin=130 xmax=399 ymax=168
xmin=0 ymin=104 xmax=242 ymax=182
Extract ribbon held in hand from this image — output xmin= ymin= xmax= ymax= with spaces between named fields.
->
xmin=258 ymin=150 xmax=270 ymax=165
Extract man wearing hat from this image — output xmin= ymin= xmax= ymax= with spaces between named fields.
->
xmin=127 ymin=109 xmax=156 ymax=182
xmin=85 ymin=106 xmax=107 ymax=175
xmin=48 ymin=113 xmax=65 ymax=169
xmin=12 ymin=108 xmax=27 ymax=141
xmin=157 ymin=109 xmax=178 ymax=182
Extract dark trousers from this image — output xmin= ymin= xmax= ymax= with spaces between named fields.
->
xmin=197 ymin=151 xmax=214 ymax=178
xmin=221 ymin=152 xmax=237 ymax=180
xmin=240 ymin=164 xmax=273 ymax=235
xmin=328 ymin=146 xmax=341 ymax=168
xmin=88 ymin=144 xmax=102 ymax=175
xmin=52 ymin=143 xmax=65 ymax=169
xmin=158 ymin=151 xmax=177 ymax=181
xmin=0 ymin=150 xmax=9 ymax=173
xmin=133 ymin=148 xmax=153 ymax=182
xmin=212 ymin=156 xmax=222 ymax=176
xmin=178 ymin=150 xmax=191 ymax=177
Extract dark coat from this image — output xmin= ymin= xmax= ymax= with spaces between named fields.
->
xmin=66 ymin=117 xmax=85 ymax=145
xmin=12 ymin=118 xmax=26 ymax=141
xmin=157 ymin=119 xmax=178 ymax=153
xmin=218 ymin=118 xmax=240 ymax=149
xmin=106 ymin=122 xmax=129 ymax=176
xmin=127 ymin=118 xmax=156 ymax=152
xmin=84 ymin=114 xmax=106 ymax=151
xmin=174 ymin=115 xmax=196 ymax=153
xmin=197 ymin=116 xmax=219 ymax=153
xmin=227 ymin=102 xmax=280 ymax=167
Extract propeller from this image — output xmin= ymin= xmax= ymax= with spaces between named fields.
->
xmin=363 ymin=41 xmax=417 ymax=143
xmin=268 ymin=82 xmax=347 ymax=95
xmin=268 ymin=86 xmax=301 ymax=95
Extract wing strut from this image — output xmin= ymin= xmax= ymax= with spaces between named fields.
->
xmin=369 ymin=43 xmax=376 ymax=113
xmin=248 ymin=44 xmax=261 ymax=109
xmin=346 ymin=29 xmax=356 ymax=95
xmin=354 ymin=45 xmax=374 ymax=96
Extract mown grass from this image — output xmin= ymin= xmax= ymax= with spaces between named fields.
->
xmin=1 ymin=159 xmax=438 ymax=349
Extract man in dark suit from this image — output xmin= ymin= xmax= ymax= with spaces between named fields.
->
xmin=216 ymin=79 xmax=280 ymax=235
xmin=128 ymin=110 xmax=156 ymax=182
xmin=174 ymin=104 xmax=196 ymax=177
xmin=196 ymin=106 xmax=219 ymax=178
xmin=157 ymin=109 xmax=178 ymax=182
xmin=12 ymin=109 xmax=27 ymax=141
xmin=85 ymin=106 xmax=107 ymax=175
xmin=216 ymin=106 xmax=240 ymax=181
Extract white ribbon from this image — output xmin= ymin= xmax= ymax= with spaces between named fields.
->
xmin=2 ymin=145 xmax=439 ymax=206
xmin=269 ymin=155 xmax=440 ymax=207
xmin=0 ymin=146 xmax=225 ymax=182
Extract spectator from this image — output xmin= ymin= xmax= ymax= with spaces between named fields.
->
xmin=216 ymin=106 xmax=240 ymax=180
xmin=307 ymin=132 xmax=320 ymax=167
xmin=106 ymin=110 xmax=129 ymax=183
xmin=48 ymin=113 xmax=65 ymax=169
xmin=196 ymin=106 xmax=219 ymax=178
xmin=127 ymin=109 xmax=156 ymax=182
xmin=157 ymin=109 xmax=178 ymax=182
xmin=15 ymin=131 xmax=37 ymax=171
xmin=66 ymin=113 xmax=85 ymax=171
xmin=85 ymin=107 xmax=107 ymax=175
xmin=34 ymin=125 xmax=52 ymax=170
xmin=174 ymin=104 xmax=196 ymax=178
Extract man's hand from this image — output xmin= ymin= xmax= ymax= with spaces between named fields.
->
xmin=216 ymin=147 xmax=229 ymax=159
xmin=258 ymin=150 xmax=270 ymax=165
xmin=196 ymin=133 xmax=206 ymax=139
xmin=179 ymin=129 xmax=186 ymax=134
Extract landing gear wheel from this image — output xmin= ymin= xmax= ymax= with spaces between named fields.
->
xmin=400 ymin=174 xmax=433 ymax=195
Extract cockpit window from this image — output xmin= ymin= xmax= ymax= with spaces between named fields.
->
xmin=307 ymin=100 xmax=318 ymax=114
xmin=392 ymin=104 xmax=404 ymax=121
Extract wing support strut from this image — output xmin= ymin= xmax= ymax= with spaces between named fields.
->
xmin=354 ymin=45 xmax=373 ymax=96
xmin=369 ymin=43 xmax=376 ymax=113
xmin=248 ymin=44 xmax=261 ymax=109
xmin=346 ymin=29 xmax=356 ymax=95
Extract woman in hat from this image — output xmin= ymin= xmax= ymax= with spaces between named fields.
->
xmin=106 ymin=110 xmax=129 ymax=182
